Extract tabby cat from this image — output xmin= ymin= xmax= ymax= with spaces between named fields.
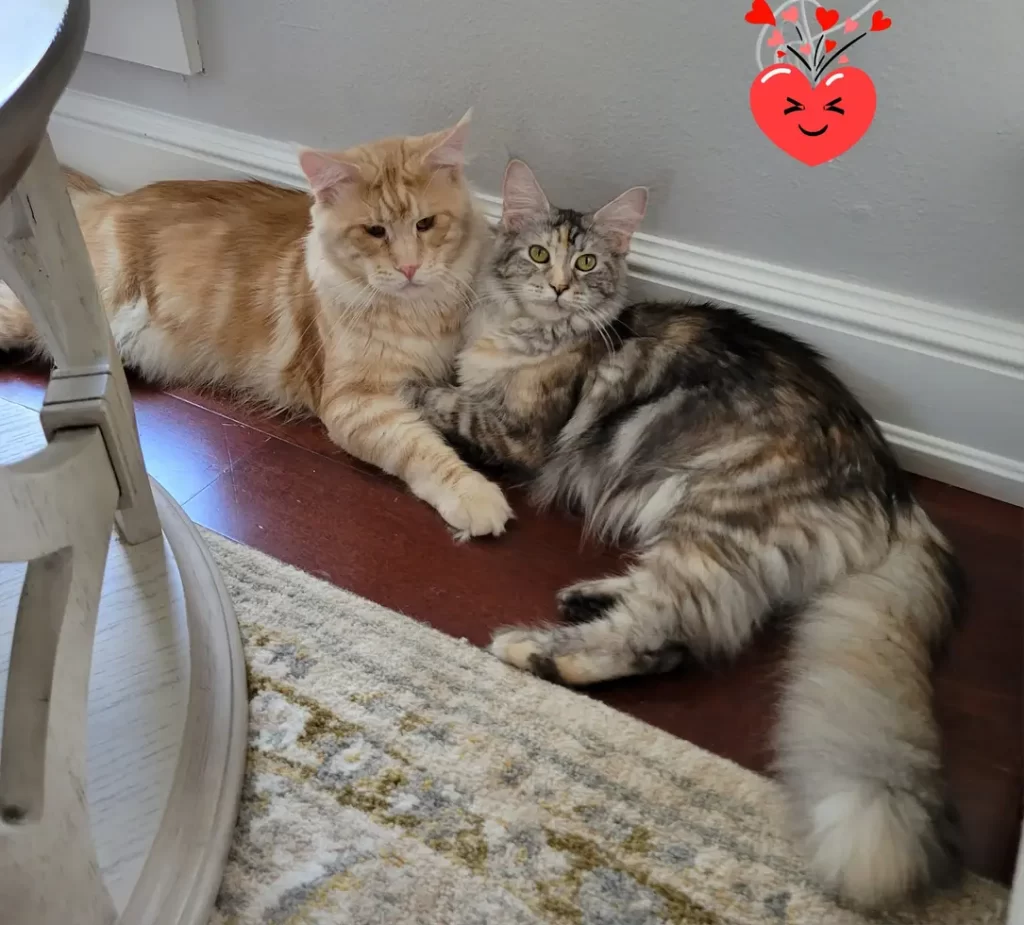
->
xmin=413 ymin=159 xmax=963 ymax=910
xmin=0 ymin=116 xmax=511 ymax=539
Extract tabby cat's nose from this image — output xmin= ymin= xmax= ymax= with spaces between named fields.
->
xmin=550 ymin=282 xmax=569 ymax=296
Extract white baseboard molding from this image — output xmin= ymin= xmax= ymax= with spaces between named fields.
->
xmin=881 ymin=424 xmax=1024 ymax=508
xmin=49 ymin=89 xmax=1024 ymax=506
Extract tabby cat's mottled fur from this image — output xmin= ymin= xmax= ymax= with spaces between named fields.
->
xmin=415 ymin=160 xmax=964 ymax=910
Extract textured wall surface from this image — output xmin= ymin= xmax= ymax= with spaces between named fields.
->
xmin=71 ymin=1 xmax=1024 ymax=320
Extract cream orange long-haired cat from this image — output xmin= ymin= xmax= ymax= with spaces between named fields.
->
xmin=0 ymin=116 xmax=511 ymax=538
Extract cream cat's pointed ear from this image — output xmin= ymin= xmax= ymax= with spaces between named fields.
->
xmin=423 ymin=109 xmax=472 ymax=170
xmin=299 ymin=150 xmax=361 ymax=200
xmin=592 ymin=186 xmax=648 ymax=252
xmin=501 ymin=159 xmax=550 ymax=231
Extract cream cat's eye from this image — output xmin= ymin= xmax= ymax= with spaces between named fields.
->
xmin=575 ymin=254 xmax=597 ymax=272
xmin=528 ymin=245 xmax=550 ymax=264
xmin=416 ymin=216 xmax=435 ymax=232
xmin=364 ymin=225 xmax=387 ymax=239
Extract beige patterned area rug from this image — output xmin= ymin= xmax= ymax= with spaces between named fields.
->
xmin=203 ymin=530 xmax=1007 ymax=925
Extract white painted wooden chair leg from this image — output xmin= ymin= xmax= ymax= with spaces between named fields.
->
xmin=1009 ymin=824 xmax=1024 ymax=924
xmin=0 ymin=133 xmax=160 ymax=545
xmin=0 ymin=428 xmax=121 ymax=925
xmin=0 ymin=131 xmax=246 ymax=925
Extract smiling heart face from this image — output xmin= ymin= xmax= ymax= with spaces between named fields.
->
xmin=749 ymin=65 xmax=876 ymax=166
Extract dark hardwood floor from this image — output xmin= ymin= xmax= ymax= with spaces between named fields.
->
xmin=2 ymin=357 xmax=1021 ymax=886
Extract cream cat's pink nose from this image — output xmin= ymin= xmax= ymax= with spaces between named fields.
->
xmin=399 ymin=264 xmax=420 ymax=280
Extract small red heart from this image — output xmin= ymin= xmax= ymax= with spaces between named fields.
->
xmin=825 ymin=39 xmax=837 ymax=52
xmin=750 ymin=65 xmax=877 ymax=167
xmin=776 ymin=50 xmax=787 ymax=58
xmin=744 ymin=0 xmax=776 ymax=26
xmin=870 ymin=10 xmax=892 ymax=31
xmin=815 ymin=8 xmax=840 ymax=30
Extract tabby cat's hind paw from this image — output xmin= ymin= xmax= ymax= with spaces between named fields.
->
xmin=489 ymin=624 xmax=630 ymax=687
xmin=489 ymin=627 xmax=564 ymax=681
xmin=491 ymin=613 xmax=689 ymax=686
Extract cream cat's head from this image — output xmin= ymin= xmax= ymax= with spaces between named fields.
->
xmin=487 ymin=159 xmax=647 ymax=325
xmin=299 ymin=114 xmax=477 ymax=298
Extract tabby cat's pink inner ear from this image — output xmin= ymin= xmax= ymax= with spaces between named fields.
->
xmin=501 ymin=159 xmax=550 ymax=231
xmin=593 ymin=186 xmax=648 ymax=251
xmin=423 ymin=109 xmax=472 ymax=170
xmin=299 ymin=150 xmax=361 ymax=199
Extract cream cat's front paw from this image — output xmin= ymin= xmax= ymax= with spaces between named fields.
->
xmin=428 ymin=471 xmax=514 ymax=541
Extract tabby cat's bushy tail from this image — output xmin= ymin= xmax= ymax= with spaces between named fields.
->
xmin=775 ymin=508 xmax=963 ymax=909
xmin=492 ymin=502 xmax=962 ymax=909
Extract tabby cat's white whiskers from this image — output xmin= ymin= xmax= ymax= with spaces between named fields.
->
xmin=435 ymin=266 xmax=481 ymax=308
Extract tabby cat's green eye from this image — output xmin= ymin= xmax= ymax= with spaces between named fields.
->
xmin=528 ymin=245 xmax=550 ymax=264
xmin=575 ymin=254 xmax=597 ymax=272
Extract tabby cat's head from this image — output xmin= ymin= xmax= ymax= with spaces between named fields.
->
xmin=489 ymin=159 xmax=647 ymax=325
xmin=299 ymin=114 xmax=477 ymax=297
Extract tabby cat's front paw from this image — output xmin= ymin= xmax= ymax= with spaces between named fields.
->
xmin=415 ymin=384 xmax=460 ymax=433
xmin=431 ymin=471 xmax=514 ymax=541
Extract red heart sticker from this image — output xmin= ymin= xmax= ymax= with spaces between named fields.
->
xmin=815 ymin=7 xmax=840 ymax=30
xmin=825 ymin=39 xmax=837 ymax=52
xmin=776 ymin=50 xmax=787 ymax=58
xmin=744 ymin=0 xmax=776 ymax=26
xmin=871 ymin=10 xmax=892 ymax=31
xmin=750 ymin=65 xmax=876 ymax=166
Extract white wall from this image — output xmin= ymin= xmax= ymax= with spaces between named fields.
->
xmin=69 ymin=0 xmax=1024 ymax=323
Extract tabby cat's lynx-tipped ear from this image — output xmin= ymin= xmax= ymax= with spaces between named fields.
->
xmin=593 ymin=186 xmax=648 ymax=253
xmin=423 ymin=109 xmax=472 ymax=170
xmin=299 ymin=150 xmax=361 ymax=201
xmin=501 ymin=159 xmax=550 ymax=231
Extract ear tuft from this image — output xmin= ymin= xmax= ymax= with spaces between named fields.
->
xmin=423 ymin=109 xmax=472 ymax=170
xmin=592 ymin=186 xmax=648 ymax=252
xmin=501 ymin=159 xmax=551 ymax=231
xmin=299 ymin=150 xmax=361 ymax=199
